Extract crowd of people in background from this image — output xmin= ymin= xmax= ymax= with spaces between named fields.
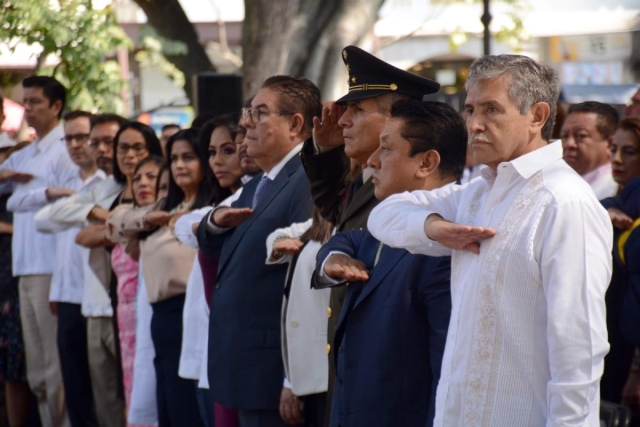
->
xmin=0 ymin=46 xmax=639 ymax=427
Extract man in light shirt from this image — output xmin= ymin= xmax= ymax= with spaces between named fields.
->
xmin=0 ymin=76 xmax=76 ymax=427
xmin=561 ymin=101 xmax=619 ymax=199
xmin=35 ymin=110 xmax=107 ymax=427
xmin=44 ymin=112 xmax=128 ymax=427
xmin=367 ymin=55 xmax=612 ymax=426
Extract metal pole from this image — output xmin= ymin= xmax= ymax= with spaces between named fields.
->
xmin=481 ymin=0 xmax=492 ymax=56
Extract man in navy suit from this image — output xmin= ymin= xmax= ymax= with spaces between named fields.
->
xmin=314 ymin=100 xmax=467 ymax=427
xmin=197 ymin=76 xmax=319 ymax=427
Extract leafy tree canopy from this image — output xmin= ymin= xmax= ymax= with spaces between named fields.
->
xmin=0 ymin=0 xmax=132 ymax=113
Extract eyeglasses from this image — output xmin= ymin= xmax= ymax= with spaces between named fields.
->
xmin=88 ymin=137 xmax=114 ymax=150
xmin=65 ymin=133 xmax=91 ymax=145
xmin=116 ymin=143 xmax=148 ymax=155
xmin=242 ymin=107 xmax=291 ymax=124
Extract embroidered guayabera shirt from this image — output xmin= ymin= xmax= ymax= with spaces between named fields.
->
xmin=367 ymin=141 xmax=612 ymax=427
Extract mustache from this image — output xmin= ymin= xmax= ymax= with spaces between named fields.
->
xmin=470 ymin=134 xmax=492 ymax=143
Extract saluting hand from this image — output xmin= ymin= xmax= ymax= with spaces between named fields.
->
xmin=608 ymin=207 xmax=633 ymax=230
xmin=45 ymin=187 xmax=76 ymax=201
xmin=324 ymin=253 xmax=370 ymax=282
xmin=272 ymin=238 xmax=304 ymax=259
xmin=211 ymin=207 xmax=253 ymax=228
xmin=144 ymin=211 xmax=173 ymax=227
xmin=312 ymin=102 xmax=345 ymax=151
xmin=424 ymin=214 xmax=496 ymax=255
xmin=0 ymin=170 xmax=34 ymax=184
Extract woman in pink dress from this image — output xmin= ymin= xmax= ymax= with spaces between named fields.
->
xmin=109 ymin=156 xmax=164 ymax=427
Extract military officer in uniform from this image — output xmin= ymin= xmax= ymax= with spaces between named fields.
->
xmin=313 ymin=99 xmax=466 ymax=427
xmin=301 ymin=45 xmax=440 ymax=423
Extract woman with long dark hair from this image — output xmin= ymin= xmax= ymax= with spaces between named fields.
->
xmin=174 ymin=114 xmax=244 ymax=427
xmin=48 ymin=121 xmax=162 ymax=427
xmin=107 ymin=128 xmax=213 ymax=426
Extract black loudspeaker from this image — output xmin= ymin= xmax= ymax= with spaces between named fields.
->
xmin=193 ymin=73 xmax=243 ymax=119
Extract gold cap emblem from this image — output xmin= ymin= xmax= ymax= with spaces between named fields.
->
xmin=351 ymin=77 xmax=357 ymax=84
xmin=342 ymin=50 xmax=348 ymax=60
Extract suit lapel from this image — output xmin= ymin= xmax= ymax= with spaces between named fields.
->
xmin=353 ymin=246 xmax=406 ymax=310
xmin=339 ymin=179 xmax=376 ymax=228
xmin=217 ymin=174 xmax=261 ymax=272
xmin=218 ymin=156 xmax=300 ymax=274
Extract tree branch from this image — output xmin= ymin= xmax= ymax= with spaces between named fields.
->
xmin=132 ymin=0 xmax=215 ymax=103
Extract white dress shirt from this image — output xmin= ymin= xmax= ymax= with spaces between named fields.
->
xmin=582 ymin=163 xmax=618 ymax=200
xmin=35 ymin=169 xmax=106 ymax=304
xmin=46 ymin=176 xmax=124 ymax=317
xmin=367 ymin=141 xmax=612 ymax=427
xmin=0 ymin=125 xmax=76 ymax=275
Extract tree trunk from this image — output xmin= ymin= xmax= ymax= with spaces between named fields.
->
xmin=132 ymin=0 xmax=216 ymax=104
xmin=242 ymin=0 xmax=384 ymax=100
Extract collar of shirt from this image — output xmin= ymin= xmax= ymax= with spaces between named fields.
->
xmin=480 ymin=141 xmax=562 ymax=186
xmin=264 ymin=142 xmax=303 ymax=181
xmin=581 ymin=162 xmax=612 ymax=185
xmin=33 ymin=124 xmax=65 ymax=154
xmin=241 ymin=174 xmax=254 ymax=185
xmin=82 ymin=169 xmax=107 ymax=186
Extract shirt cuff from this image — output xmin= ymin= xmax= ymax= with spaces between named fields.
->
xmin=283 ymin=377 xmax=292 ymax=389
xmin=316 ymin=251 xmax=349 ymax=286
xmin=205 ymin=207 xmax=230 ymax=234
xmin=408 ymin=210 xmax=439 ymax=246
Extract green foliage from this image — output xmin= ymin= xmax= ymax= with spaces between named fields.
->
xmin=433 ymin=0 xmax=531 ymax=52
xmin=135 ymin=25 xmax=186 ymax=89
xmin=0 ymin=0 xmax=133 ymax=113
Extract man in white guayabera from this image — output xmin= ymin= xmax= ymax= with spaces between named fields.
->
xmin=367 ymin=54 xmax=612 ymax=427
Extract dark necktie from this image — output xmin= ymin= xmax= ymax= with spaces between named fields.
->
xmin=252 ymin=176 xmax=272 ymax=209
xmin=346 ymin=174 xmax=364 ymax=206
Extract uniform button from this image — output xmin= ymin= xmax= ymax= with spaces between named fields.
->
xmin=290 ymin=320 xmax=299 ymax=328
xmin=339 ymin=346 xmax=344 ymax=352
xmin=326 ymin=307 xmax=332 ymax=318
xmin=326 ymin=344 xmax=331 ymax=354
xmin=215 ymin=283 xmax=220 ymax=289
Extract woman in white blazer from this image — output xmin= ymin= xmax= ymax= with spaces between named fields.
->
xmin=265 ymin=209 xmax=333 ymax=427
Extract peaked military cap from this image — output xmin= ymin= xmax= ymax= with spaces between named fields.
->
xmin=336 ymin=45 xmax=440 ymax=104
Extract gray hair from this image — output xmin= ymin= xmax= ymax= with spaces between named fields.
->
xmin=376 ymin=92 xmax=410 ymax=116
xmin=465 ymin=55 xmax=560 ymax=141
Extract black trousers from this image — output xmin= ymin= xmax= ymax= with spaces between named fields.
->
xmin=301 ymin=392 xmax=326 ymax=427
xmin=238 ymin=409 xmax=287 ymax=427
xmin=151 ymin=294 xmax=204 ymax=427
xmin=56 ymin=302 xmax=97 ymax=427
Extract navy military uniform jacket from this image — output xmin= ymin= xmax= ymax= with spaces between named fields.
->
xmin=197 ymin=154 xmax=313 ymax=410
xmin=314 ymin=229 xmax=451 ymax=427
